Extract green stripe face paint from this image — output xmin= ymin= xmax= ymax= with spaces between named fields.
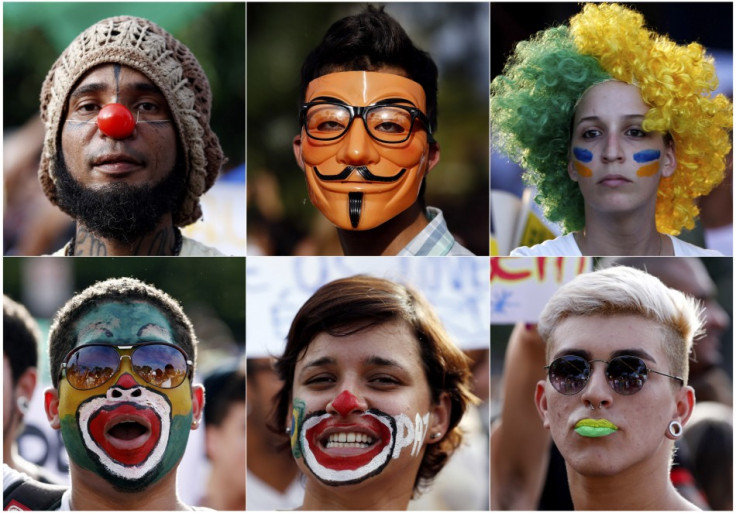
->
xmin=575 ymin=418 xmax=619 ymax=437
xmin=57 ymin=300 xmax=195 ymax=491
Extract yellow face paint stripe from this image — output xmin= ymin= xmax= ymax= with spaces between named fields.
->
xmin=636 ymin=161 xmax=660 ymax=177
xmin=574 ymin=161 xmax=593 ymax=177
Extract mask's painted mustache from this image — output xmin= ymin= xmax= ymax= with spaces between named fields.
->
xmin=314 ymin=166 xmax=407 ymax=182
xmin=575 ymin=418 xmax=619 ymax=438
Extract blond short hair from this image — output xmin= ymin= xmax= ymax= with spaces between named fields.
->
xmin=538 ymin=266 xmax=704 ymax=383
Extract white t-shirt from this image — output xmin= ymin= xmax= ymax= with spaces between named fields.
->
xmin=246 ymin=470 xmax=303 ymax=510
xmin=511 ymin=233 xmax=722 ymax=256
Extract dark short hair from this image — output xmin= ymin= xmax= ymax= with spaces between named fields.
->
xmin=271 ymin=275 xmax=475 ymax=495
xmin=48 ymin=277 xmax=198 ymax=389
xmin=3 ymin=295 xmax=41 ymax=385
xmin=299 ymin=5 xmax=439 ymax=133
xmin=203 ymin=362 xmax=246 ymax=427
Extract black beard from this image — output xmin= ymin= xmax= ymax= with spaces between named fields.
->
xmin=54 ymin=152 xmax=186 ymax=244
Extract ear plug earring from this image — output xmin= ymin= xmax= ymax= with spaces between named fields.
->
xmin=16 ymin=397 xmax=29 ymax=414
xmin=668 ymin=420 xmax=683 ymax=439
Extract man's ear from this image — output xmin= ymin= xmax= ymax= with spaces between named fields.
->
xmin=534 ymin=381 xmax=551 ymax=429
xmin=191 ymin=384 xmax=205 ymax=430
xmin=425 ymin=142 xmax=441 ymax=176
xmin=293 ymin=134 xmax=305 ymax=172
xmin=427 ymin=391 xmax=452 ymax=444
xmin=673 ymin=385 xmax=695 ymax=431
xmin=44 ymin=388 xmax=61 ymax=430
xmin=15 ymin=367 xmax=37 ymax=410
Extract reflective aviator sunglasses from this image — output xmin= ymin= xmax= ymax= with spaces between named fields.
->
xmin=545 ymin=354 xmax=683 ymax=396
xmin=60 ymin=342 xmax=192 ymax=390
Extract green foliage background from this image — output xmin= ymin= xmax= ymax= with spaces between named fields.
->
xmin=3 ymin=257 xmax=245 ymax=345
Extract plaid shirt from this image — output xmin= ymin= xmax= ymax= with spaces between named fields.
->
xmin=398 ymin=207 xmax=474 ymax=256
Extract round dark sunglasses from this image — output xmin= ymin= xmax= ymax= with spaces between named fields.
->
xmin=545 ymin=354 xmax=683 ymax=396
xmin=60 ymin=342 xmax=192 ymax=391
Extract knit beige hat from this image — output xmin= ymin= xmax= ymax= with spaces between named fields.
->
xmin=39 ymin=16 xmax=224 ymax=227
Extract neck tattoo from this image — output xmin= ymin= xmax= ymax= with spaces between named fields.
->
xmin=66 ymin=226 xmax=183 ymax=256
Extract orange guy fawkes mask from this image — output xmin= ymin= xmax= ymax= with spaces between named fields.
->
xmin=294 ymin=71 xmax=438 ymax=230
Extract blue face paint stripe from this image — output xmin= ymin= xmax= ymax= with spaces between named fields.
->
xmin=633 ymin=149 xmax=660 ymax=163
xmin=573 ymin=147 xmax=593 ymax=163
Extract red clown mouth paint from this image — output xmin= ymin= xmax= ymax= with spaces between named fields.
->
xmin=97 ymin=103 xmax=136 ymax=139
xmin=298 ymin=409 xmax=398 ymax=486
xmin=88 ymin=403 xmax=161 ymax=465
xmin=306 ymin=414 xmax=391 ymax=471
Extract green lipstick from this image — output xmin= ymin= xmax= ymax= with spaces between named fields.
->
xmin=575 ymin=418 xmax=619 ymax=438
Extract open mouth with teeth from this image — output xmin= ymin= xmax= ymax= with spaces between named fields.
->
xmin=324 ymin=431 xmax=376 ymax=449
xmin=300 ymin=409 xmax=397 ymax=485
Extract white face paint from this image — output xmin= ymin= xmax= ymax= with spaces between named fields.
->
xmin=297 ymin=408 xmax=430 ymax=486
xmin=78 ymin=385 xmax=171 ymax=480
xmin=394 ymin=411 xmax=430 ymax=458
xmin=291 ymin=321 xmax=439 ymax=489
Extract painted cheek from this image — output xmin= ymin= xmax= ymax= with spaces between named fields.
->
xmin=392 ymin=412 xmax=430 ymax=458
xmin=161 ymin=381 xmax=193 ymax=417
xmin=572 ymin=147 xmax=593 ymax=177
xmin=573 ymin=161 xmax=593 ymax=178
xmin=290 ymin=399 xmax=306 ymax=458
xmin=573 ymin=147 xmax=593 ymax=163
xmin=633 ymin=149 xmax=661 ymax=177
xmin=58 ymin=381 xmax=98 ymax=418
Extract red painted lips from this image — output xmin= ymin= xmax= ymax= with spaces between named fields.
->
xmin=88 ymin=404 xmax=161 ymax=465
xmin=306 ymin=415 xmax=391 ymax=471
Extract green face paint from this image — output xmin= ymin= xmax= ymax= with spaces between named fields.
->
xmin=575 ymin=418 xmax=619 ymax=438
xmin=290 ymin=399 xmax=306 ymax=459
xmin=57 ymin=300 xmax=194 ymax=491
xmin=74 ymin=300 xmax=176 ymax=347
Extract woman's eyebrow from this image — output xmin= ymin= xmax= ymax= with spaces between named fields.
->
xmin=300 ymin=356 xmax=335 ymax=371
xmin=576 ymin=113 xmax=645 ymax=126
xmin=365 ymin=355 xmax=405 ymax=369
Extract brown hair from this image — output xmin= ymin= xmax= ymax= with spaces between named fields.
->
xmin=270 ymin=275 xmax=475 ymax=496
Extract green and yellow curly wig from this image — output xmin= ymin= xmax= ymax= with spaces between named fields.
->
xmin=491 ymin=3 xmax=732 ymax=235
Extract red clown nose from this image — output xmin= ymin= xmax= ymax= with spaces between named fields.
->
xmin=115 ymin=373 xmax=138 ymax=389
xmin=331 ymin=390 xmax=361 ymax=417
xmin=97 ymin=103 xmax=136 ymax=139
